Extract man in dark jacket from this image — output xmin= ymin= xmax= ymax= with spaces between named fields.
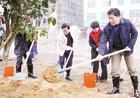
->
xmin=14 ymin=33 xmax=37 ymax=78
xmin=97 ymin=8 xmax=139 ymax=97
xmin=89 ymin=21 xmax=108 ymax=82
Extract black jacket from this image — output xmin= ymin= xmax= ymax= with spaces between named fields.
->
xmin=99 ymin=18 xmax=138 ymax=56
xmin=14 ymin=33 xmax=31 ymax=55
xmin=89 ymin=31 xmax=109 ymax=65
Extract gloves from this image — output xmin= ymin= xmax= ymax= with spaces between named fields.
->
xmin=65 ymin=46 xmax=73 ymax=50
xmin=96 ymin=54 xmax=103 ymax=61
xmin=96 ymin=48 xmax=98 ymax=52
xmin=125 ymin=47 xmax=131 ymax=51
xmin=27 ymin=51 xmax=30 ymax=56
xmin=69 ymin=47 xmax=73 ymax=50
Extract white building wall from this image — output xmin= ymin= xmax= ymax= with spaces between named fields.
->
xmin=56 ymin=0 xmax=84 ymax=28
xmin=84 ymin=0 xmax=140 ymax=27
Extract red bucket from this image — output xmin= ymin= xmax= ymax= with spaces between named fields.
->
xmin=4 ymin=66 xmax=14 ymax=77
xmin=84 ymin=72 xmax=96 ymax=88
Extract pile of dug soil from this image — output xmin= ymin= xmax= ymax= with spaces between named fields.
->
xmin=0 ymin=77 xmax=134 ymax=98
xmin=43 ymin=66 xmax=63 ymax=83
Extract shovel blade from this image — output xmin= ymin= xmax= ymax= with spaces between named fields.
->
xmin=55 ymin=64 xmax=64 ymax=77
xmin=58 ymin=70 xmax=64 ymax=73
xmin=13 ymin=72 xmax=27 ymax=80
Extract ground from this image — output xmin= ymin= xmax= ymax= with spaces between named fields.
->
xmin=0 ymin=36 xmax=140 ymax=98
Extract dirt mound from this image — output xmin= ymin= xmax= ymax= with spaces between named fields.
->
xmin=43 ymin=66 xmax=63 ymax=83
xmin=0 ymin=77 xmax=134 ymax=98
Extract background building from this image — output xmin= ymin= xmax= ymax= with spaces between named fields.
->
xmin=56 ymin=0 xmax=84 ymax=28
xmin=84 ymin=0 xmax=140 ymax=27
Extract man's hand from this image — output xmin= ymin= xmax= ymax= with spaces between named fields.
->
xmin=27 ymin=51 xmax=30 ymax=56
xmin=69 ymin=47 xmax=73 ymax=50
xmin=96 ymin=48 xmax=98 ymax=52
xmin=65 ymin=46 xmax=73 ymax=50
xmin=125 ymin=47 xmax=131 ymax=51
xmin=96 ymin=54 xmax=103 ymax=61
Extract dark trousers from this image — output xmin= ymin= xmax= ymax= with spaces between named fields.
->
xmin=58 ymin=50 xmax=73 ymax=77
xmin=16 ymin=52 xmax=33 ymax=74
xmin=92 ymin=60 xmax=108 ymax=79
xmin=91 ymin=50 xmax=108 ymax=79
xmin=31 ymin=41 xmax=38 ymax=58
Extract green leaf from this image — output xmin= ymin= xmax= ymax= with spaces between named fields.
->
xmin=47 ymin=17 xmax=52 ymax=24
xmin=49 ymin=0 xmax=56 ymax=3
xmin=52 ymin=18 xmax=56 ymax=25
xmin=42 ymin=1 xmax=48 ymax=8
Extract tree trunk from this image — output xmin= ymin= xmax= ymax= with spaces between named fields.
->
xmin=2 ymin=34 xmax=15 ymax=67
xmin=2 ymin=42 xmax=11 ymax=67
xmin=2 ymin=3 xmax=20 ymax=67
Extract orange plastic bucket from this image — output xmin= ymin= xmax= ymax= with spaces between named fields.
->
xmin=4 ymin=66 xmax=14 ymax=77
xmin=84 ymin=72 xmax=96 ymax=88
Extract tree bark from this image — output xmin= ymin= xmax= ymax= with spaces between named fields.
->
xmin=2 ymin=34 xmax=15 ymax=67
xmin=1 ymin=1 xmax=20 ymax=67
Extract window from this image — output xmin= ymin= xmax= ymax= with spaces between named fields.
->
xmin=117 ymin=0 xmax=124 ymax=5
xmin=100 ymin=12 xmax=108 ymax=25
xmin=102 ymin=0 xmax=111 ymax=7
xmin=131 ymin=0 xmax=140 ymax=4
xmin=87 ymin=13 xmax=96 ymax=25
xmin=87 ymin=13 xmax=96 ymax=21
xmin=120 ymin=10 xmax=124 ymax=17
xmin=130 ymin=10 xmax=140 ymax=18
xmin=88 ymin=0 xmax=95 ymax=8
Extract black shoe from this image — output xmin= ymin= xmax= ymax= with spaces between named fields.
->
xmin=65 ymin=77 xmax=72 ymax=81
xmin=28 ymin=74 xmax=37 ymax=78
xmin=100 ymin=77 xmax=107 ymax=82
xmin=107 ymin=77 xmax=120 ymax=94
xmin=0 ymin=58 xmax=2 ymax=61
xmin=134 ymin=89 xmax=140 ymax=98
xmin=107 ymin=87 xmax=120 ymax=94
xmin=120 ymin=78 xmax=123 ymax=82
xmin=100 ymin=79 xmax=107 ymax=82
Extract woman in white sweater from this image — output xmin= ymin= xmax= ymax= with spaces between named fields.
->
xmin=57 ymin=23 xmax=73 ymax=81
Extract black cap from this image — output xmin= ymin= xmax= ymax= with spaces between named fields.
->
xmin=90 ymin=21 xmax=99 ymax=28
xmin=61 ymin=23 xmax=70 ymax=29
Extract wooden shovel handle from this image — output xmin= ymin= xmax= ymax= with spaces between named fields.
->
xmin=59 ymin=48 xmax=128 ymax=73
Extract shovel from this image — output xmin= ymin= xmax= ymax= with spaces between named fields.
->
xmin=13 ymin=40 xmax=35 ymax=80
xmin=56 ymin=50 xmax=73 ymax=77
xmin=58 ymin=48 xmax=129 ymax=73
xmin=63 ymin=50 xmax=73 ymax=69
